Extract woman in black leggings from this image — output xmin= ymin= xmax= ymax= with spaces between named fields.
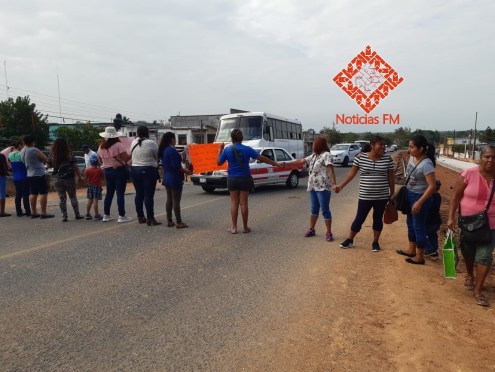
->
xmin=158 ymin=132 xmax=191 ymax=228
xmin=334 ymin=136 xmax=395 ymax=252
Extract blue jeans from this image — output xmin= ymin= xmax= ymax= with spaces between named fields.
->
xmin=425 ymin=223 xmax=440 ymax=254
xmin=406 ymin=190 xmax=433 ymax=249
xmin=309 ymin=190 xmax=332 ymax=220
xmin=131 ymin=166 xmax=158 ymax=219
xmin=14 ymin=179 xmax=31 ymax=215
xmin=104 ymin=167 xmax=128 ymax=216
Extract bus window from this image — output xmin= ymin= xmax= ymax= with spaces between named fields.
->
xmin=274 ymin=120 xmax=282 ymax=139
xmin=281 ymin=121 xmax=288 ymax=139
xmin=239 ymin=117 xmax=262 ymax=140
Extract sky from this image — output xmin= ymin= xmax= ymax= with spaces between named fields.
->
xmin=0 ymin=0 xmax=494 ymax=133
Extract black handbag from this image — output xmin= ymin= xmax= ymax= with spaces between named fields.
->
xmin=458 ymin=182 xmax=495 ymax=245
xmin=395 ymin=186 xmax=410 ymax=214
xmin=395 ymin=158 xmax=426 ymax=214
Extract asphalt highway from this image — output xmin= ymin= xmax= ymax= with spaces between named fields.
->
xmin=0 ymin=167 xmax=356 ymax=370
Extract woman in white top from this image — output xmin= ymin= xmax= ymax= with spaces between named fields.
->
xmin=131 ymin=126 xmax=161 ymax=226
xmin=283 ymin=136 xmax=337 ymax=242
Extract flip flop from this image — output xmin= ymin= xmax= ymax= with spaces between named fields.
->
xmin=227 ymin=228 xmax=238 ymax=234
xmin=464 ymin=277 xmax=475 ymax=291
xmin=474 ymin=293 xmax=489 ymax=307
xmin=243 ymin=228 xmax=251 ymax=233
xmin=405 ymin=257 xmax=425 ymax=265
xmin=396 ymin=249 xmax=415 ymax=258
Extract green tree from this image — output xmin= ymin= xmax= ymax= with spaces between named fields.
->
xmin=341 ymin=132 xmax=359 ymax=143
xmin=393 ymin=127 xmax=411 ymax=147
xmin=54 ymin=123 xmax=101 ymax=151
xmin=478 ymin=126 xmax=495 ymax=144
xmin=0 ymin=96 xmax=49 ymax=147
xmin=320 ymin=126 xmax=342 ymax=146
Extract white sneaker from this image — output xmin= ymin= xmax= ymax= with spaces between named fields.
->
xmin=102 ymin=214 xmax=114 ymax=222
xmin=118 ymin=215 xmax=132 ymax=223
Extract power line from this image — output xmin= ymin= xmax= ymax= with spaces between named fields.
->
xmin=0 ymin=83 xmax=162 ymax=121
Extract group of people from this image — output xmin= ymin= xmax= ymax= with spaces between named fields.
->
xmin=1 ymin=128 xmax=493 ymax=306
xmin=218 ymin=129 xmax=494 ymax=307
xmin=0 ymin=126 xmax=191 ymax=229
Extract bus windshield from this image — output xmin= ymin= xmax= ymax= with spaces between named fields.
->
xmin=216 ymin=117 xmax=262 ymax=142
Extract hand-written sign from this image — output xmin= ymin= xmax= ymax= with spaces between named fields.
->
xmin=188 ymin=143 xmax=228 ymax=174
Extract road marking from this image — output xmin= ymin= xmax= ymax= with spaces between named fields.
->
xmin=0 ymin=197 xmax=224 ymax=261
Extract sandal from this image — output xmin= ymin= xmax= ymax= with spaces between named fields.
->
xmin=176 ymin=222 xmax=189 ymax=229
xmin=405 ymin=257 xmax=425 ymax=265
xmin=228 ymin=228 xmax=238 ymax=234
xmin=474 ymin=293 xmax=489 ymax=307
xmin=464 ymin=277 xmax=475 ymax=291
xmin=396 ymin=249 xmax=415 ymax=258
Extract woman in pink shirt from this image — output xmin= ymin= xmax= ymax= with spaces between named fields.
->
xmin=448 ymin=145 xmax=495 ymax=307
xmin=97 ymin=127 xmax=132 ymax=223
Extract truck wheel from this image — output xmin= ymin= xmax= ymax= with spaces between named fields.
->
xmin=201 ymin=186 xmax=216 ymax=193
xmin=342 ymin=156 xmax=349 ymax=167
xmin=286 ymin=171 xmax=299 ymax=188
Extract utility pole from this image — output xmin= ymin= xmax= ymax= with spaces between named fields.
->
xmin=4 ymin=60 xmax=9 ymax=99
xmin=57 ymin=71 xmax=62 ymax=118
xmin=472 ymin=112 xmax=478 ymax=160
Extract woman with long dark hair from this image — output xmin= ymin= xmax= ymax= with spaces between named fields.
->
xmin=131 ymin=126 xmax=161 ymax=226
xmin=395 ymin=134 xmax=436 ymax=264
xmin=217 ymin=128 xmax=282 ymax=234
xmin=8 ymin=141 xmax=31 ymax=217
xmin=282 ymin=136 xmax=337 ymax=241
xmin=334 ymin=136 xmax=395 ymax=252
xmin=158 ymin=132 xmax=191 ymax=228
xmin=97 ymin=126 xmax=132 ymax=223
xmin=50 ymin=138 xmax=83 ymax=222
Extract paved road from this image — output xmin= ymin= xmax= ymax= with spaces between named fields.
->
xmin=0 ymin=166 xmax=360 ymax=370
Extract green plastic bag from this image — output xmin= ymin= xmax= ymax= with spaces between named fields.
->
xmin=443 ymin=229 xmax=457 ymax=279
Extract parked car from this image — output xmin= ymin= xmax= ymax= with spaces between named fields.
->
xmin=190 ymin=147 xmax=304 ymax=192
xmin=330 ymin=143 xmax=361 ymax=167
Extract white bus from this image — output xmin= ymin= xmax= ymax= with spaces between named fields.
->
xmin=215 ymin=112 xmax=304 ymax=159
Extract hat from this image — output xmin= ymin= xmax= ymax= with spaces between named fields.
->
xmin=99 ymin=126 xmax=123 ymax=139
xmin=89 ymin=154 xmax=99 ymax=166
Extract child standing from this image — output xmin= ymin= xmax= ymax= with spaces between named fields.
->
xmin=85 ymin=154 xmax=104 ymax=220
xmin=425 ymin=180 xmax=442 ymax=260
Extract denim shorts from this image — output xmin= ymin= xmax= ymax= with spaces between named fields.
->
xmin=461 ymin=229 xmax=495 ymax=266
xmin=0 ymin=175 xmax=6 ymax=199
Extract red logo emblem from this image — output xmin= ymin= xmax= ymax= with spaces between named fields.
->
xmin=333 ymin=45 xmax=404 ymax=114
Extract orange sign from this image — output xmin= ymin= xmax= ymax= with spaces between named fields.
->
xmin=333 ymin=45 xmax=404 ymax=114
xmin=188 ymin=143 xmax=228 ymax=174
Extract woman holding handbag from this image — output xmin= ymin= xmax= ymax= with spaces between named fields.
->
xmin=447 ymin=145 xmax=495 ymax=307
xmin=217 ymin=128 xmax=282 ymax=234
xmin=395 ymin=135 xmax=436 ymax=265
xmin=333 ymin=135 xmax=395 ymax=252
xmin=97 ymin=126 xmax=132 ymax=223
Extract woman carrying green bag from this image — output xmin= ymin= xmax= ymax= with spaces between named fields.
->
xmin=448 ymin=145 xmax=495 ymax=307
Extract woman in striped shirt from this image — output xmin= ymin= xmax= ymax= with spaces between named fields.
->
xmin=334 ymin=136 xmax=395 ymax=252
